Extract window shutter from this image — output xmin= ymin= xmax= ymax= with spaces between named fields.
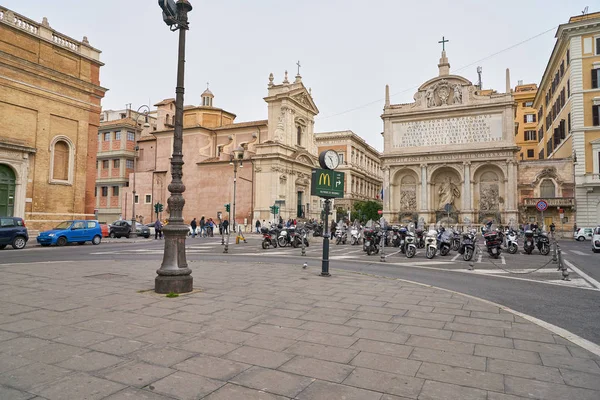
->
xmin=593 ymin=105 xmax=600 ymax=126
xmin=523 ymin=115 xmax=527 ymax=123
xmin=593 ymin=69 xmax=598 ymax=89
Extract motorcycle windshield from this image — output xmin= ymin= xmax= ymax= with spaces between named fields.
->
xmin=440 ymin=230 xmax=452 ymax=242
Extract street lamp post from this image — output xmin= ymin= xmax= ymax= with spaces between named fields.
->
xmin=131 ymin=106 xmax=151 ymax=238
xmin=230 ymin=146 xmax=244 ymax=235
xmin=155 ymin=0 xmax=193 ymax=294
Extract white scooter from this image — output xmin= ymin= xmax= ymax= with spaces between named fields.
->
xmin=505 ymin=229 xmax=518 ymax=254
xmin=425 ymin=229 xmax=438 ymax=259
xmin=350 ymin=226 xmax=362 ymax=245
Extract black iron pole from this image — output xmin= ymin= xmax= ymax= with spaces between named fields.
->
xmin=321 ymin=198 xmax=331 ymax=276
xmin=156 ymin=0 xmax=193 ymax=294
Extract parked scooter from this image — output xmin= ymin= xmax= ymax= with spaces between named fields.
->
xmin=405 ymin=228 xmax=417 ymax=258
xmin=437 ymin=227 xmax=452 ymax=256
xmin=425 ymin=229 xmax=438 ymax=259
xmin=534 ymin=229 xmax=550 ymax=255
xmin=505 ymin=229 xmax=518 ymax=254
xmin=277 ymin=226 xmax=296 ymax=247
xmin=350 ymin=225 xmax=362 ymax=245
xmin=335 ymin=224 xmax=348 ymax=245
xmin=450 ymin=228 xmax=461 ymax=251
xmin=398 ymin=226 xmax=408 ymax=254
xmin=292 ymin=226 xmax=310 ymax=248
xmin=415 ymin=229 xmax=425 ymax=249
xmin=483 ymin=227 xmax=503 ymax=259
xmin=261 ymin=226 xmax=278 ymax=249
xmin=364 ymin=228 xmax=382 ymax=255
xmin=458 ymin=230 xmax=476 ymax=261
xmin=523 ymin=230 xmax=535 ymax=254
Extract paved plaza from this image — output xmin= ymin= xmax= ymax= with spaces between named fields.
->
xmin=0 ymin=258 xmax=599 ymax=399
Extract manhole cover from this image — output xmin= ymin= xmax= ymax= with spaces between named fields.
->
xmin=84 ymin=273 xmax=128 ymax=280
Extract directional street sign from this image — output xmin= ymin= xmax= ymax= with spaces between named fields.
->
xmin=311 ymin=169 xmax=345 ymax=198
xmin=536 ymin=199 xmax=548 ymax=212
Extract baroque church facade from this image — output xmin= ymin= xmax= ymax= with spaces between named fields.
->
xmin=381 ymin=51 xmax=520 ymax=226
xmin=123 ymin=70 xmax=324 ymax=225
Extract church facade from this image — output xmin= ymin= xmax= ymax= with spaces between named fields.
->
xmin=381 ymin=51 xmax=519 ymax=226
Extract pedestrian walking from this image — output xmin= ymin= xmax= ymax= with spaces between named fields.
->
xmin=154 ymin=220 xmax=163 ymax=240
xmin=190 ymin=217 xmax=197 ymax=238
xmin=223 ymin=219 xmax=229 ymax=235
xmin=208 ymin=219 xmax=214 ymax=237
xmin=200 ymin=216 xmax=206 ymax=237
xmin=255 ymin=219 xmax=261 ymax=234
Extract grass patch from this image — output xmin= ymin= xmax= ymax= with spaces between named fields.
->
xmin=166 ymin=292 xmax=179 ymax=298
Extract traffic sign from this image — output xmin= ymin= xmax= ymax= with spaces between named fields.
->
xmin=311 ymin=169 xmax=345 ymax=198
xmin=377 ymin=210 xmax=383 ymax=215
xmin=536 ymin=200 xmax=548 ymax=212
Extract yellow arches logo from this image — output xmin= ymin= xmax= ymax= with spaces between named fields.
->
xmin=318 ymin=173 xmax=331 ymax=186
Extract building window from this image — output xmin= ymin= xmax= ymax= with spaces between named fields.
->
xmin=104 ymin=132 xmax=111 ymax=141
xmin=540 ymin=179 xmax=556 ymax=198
xmin=145 ymin=194 xmax=152 ymax=204
xmin=596 ymin=37 xmax=600 ymax=55
xmin=134 ymin=194 xmax=139 ymax=204
xmin=101 ymin=186 xmax=108 ymax=197
xmin=338 ymin=153 xmax=344 ymax=164
xmin=297 ymin=126 xmax=302 ymax=146
xmin=112 ymin=186 xmax=119 ymax=196
xmin=539 ymin=149 xmax=544 ymax=159
xmin=102 ymin=160 xmax=109 ymax=169
xmin=567 ymin=80 xmax=570 ymax=97
xmin=593 ymin=69 xmax=600 ymax=89
xmin=115 ymin=131 xmax=121 ymax=140
xmin=547 ymin=139 xmax=553 ymax=156
xmin=523 ymin=101 xmax=533 ymax=107
xmin=527 ymin=149 xmax=534 ymax=158
xmin=94 ymin=187 xmax=97 ymax=197
xmin=127 ymin=131 xmax=135 ymax=141
xmin=113 ymin=159 xmax=120 ymax=168
xmin=593 ymin=105 xmax=600 ymax=126
xmin=126 ymin=159 xmax=134 ymax=169
xmin=524 ymin=130 xmax=536 ymax=141
xmin=524 ymin=114 xmax=536 ymax=123
xmin=567 ymin=49 xmax=570 ymax=65
xmin=120 ymin=113 xmax=126 ymax=119
xmin=568 ymin=113 xmax=571 ymax=132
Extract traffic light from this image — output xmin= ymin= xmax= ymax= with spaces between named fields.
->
xmin=154 ymin=203 xmax=164 ymax=214
xmin=270 ymin=205 xmax=279 ymax=214
xmin=225 ymin=203 xmax=230 ymax=212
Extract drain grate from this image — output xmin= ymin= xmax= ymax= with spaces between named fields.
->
xmin=84 ymin=273 xmax=128 ymax=280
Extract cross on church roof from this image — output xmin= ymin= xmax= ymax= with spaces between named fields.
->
xmin=296 ymin=60 xmax=301 ymax=75
xmin=438 ymin=36 xmax=449 ymax=51
xmin=206 ymin=82 xmax=209 ymax=89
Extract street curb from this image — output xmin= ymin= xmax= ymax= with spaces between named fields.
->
xmin=337 ymin=268 xmax=600 ymax=357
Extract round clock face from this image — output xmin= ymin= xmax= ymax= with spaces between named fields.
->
xmin=324 ymin=150 xmax=339 ymax=170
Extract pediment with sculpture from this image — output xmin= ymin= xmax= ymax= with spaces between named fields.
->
xmin=411 ymin=76 xmax=472 ymax=109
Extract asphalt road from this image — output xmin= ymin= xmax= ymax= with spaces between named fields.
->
xmin=4 ymin=235 xmax=600 ymax=345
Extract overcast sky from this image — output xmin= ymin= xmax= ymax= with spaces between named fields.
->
xmin=4 ymin=0 xmax=588 ymax=150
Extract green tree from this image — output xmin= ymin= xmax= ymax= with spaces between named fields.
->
xmin=352 ymin=200 xmax=382 ymax=223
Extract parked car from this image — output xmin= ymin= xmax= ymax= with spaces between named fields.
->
xmin=37 ymin=220 xmax=102 ymax=246
xmin=0 ymin=217 xmax=28 ymax=250
xmin=574 ymin=227 xmax=594 ymax=241
xmin=109 ymin=220 xmax=150 ymax=238
xmin=145 ymin=223 xmax=156 ymax=237
xmin=593 ymin=227 xmax=600 ymax=253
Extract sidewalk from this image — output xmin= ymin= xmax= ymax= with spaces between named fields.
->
xmin=0 ymin=260 xmax=599 ymax=399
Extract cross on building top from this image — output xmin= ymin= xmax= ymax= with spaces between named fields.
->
xmin=438 ymin=36 xmax=449 ymax=51
xmin=296 ymin=60 xmax=301 ymax=76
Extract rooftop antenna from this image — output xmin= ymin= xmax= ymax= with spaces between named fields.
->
xmin=582 ymin=6 xmax=589 ymax=15
xmin=477 ymin=66 xmax=483 ymax=89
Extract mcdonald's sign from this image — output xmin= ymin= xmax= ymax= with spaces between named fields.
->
xmin=311 ymin=168 xmax=345 ymax=198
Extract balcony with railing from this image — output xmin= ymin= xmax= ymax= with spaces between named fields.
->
xmin=522 ymin=197 xmax=575 ymax=207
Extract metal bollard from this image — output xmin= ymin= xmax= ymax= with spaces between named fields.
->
xmin=557 ymin=245 xmax=570 ymax=281
xmin=552 ymin=240 xmax=558 ymax=264
xmin=301 ymin=232 xmax=306 ymax=256
xmin=223 ymin=233 xmax=229 ymax=254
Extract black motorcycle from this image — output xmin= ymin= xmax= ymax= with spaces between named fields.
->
xmin=398 ymin=227 xmax=408 ymax=254
xmin=364 ymin=228 xmax=381 ymax=256
xmin=437 ymin=228 xmax=452 ymax=256
xmin=534 ymin=230 xmax=550 ymax=255
xmin=458 ymin=231 xmax=475 ymax=261
xmin=415 ymin=229 xmax=425 ymax=248
xmin=483 ymin=230 xmax=502 ymax=259
xmin=311 ymin=223 xmax=323 ymax=237
xmin=451 ymin=230 xmax=461 ymax=251
xmin=261 ymin=226 xmax=278 ymax=249
xmin=523 ymin=230 xmax=535 ymax=254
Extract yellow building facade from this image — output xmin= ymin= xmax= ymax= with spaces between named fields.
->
xmin=513 ymin=83 xmax=539 ymax=160
xmin=533 ymin=12 xmax=600 ymax=226
xmin=0 ymin=7 xmax=107 ymax=230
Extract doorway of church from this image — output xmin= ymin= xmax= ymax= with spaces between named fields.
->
xmin=297 ymin=191 xmax=304 ymax=218
xmin=0 ymin=164 xmax=16 ymax=217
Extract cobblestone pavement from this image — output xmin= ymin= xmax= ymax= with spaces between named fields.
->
xmin=0 ymin=259 xmax=599 ymax=399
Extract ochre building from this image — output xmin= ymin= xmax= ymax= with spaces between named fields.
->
xmin=0 ymin=7 xmax=106 ymax=230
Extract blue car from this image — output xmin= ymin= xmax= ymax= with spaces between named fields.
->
xmin=37 ymin=220 xmax=103 ymax=247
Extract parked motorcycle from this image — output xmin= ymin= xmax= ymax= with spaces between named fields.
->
xmin=405 ymin=229 xmax=417 ymax=258
xmin=425 ymin=229 xmax=438 ymax=259
xmin=312 ymin=223 xmax=323 ymax=237
xmin=505 ymin=229 xmax=518 ymax=254
xmin=398 ymin=226 xmax=408 ymax=254
xmin=261 ymin=226 xmax=278 ymax=249
xmin=364 ymin=228 xmax=382 ymax=256
xmin=292 ymin=227 xmax=310 ymax=248
xmin=437 ymin=228 xmax=452 ymax=256
xmin=450 ymin=229 xmax=461 ymax=251
xmin=458 ymin=230 xmax=476 ymax=261
xmin=350 ymin=225 xmax=362 ymax=245
xmin=335 ymin=226 xmax=347 ymax=245
xmin=523 ymin=230 xmax=535 ymax=254
xmin=277 ymin=226 xmax=296 ymax=247
xmin=415 ymin=229 xmax=425 ymax=249
xmin=535 ymin=230 xmax=550 ymax=255
xmin=483 ymin=228 xmax=502 ymax=259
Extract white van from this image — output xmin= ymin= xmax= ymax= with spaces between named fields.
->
xmin=574 ymin=227 xmax=594 ymax=241
xmin=592 ymin=227 xmax=600 ymax=253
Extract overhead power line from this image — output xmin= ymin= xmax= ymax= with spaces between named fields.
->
xmin=317 ymin=25 xmax=558 ymax=121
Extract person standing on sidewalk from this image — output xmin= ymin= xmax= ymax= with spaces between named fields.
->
xmin=200 ymin=216 xmax=206 ymax=237
xmin=222 ymin=219 xmax=229 ymax=235
xmin=154 ymin=220 xmax=163 ymax=240
xmin=190 ymin=218 xmax=197 ymax=238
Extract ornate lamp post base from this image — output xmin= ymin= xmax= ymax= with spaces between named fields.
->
xmin=156 ymin=213 xmax=193 ymax=294
xmin=155 ymin=274 xmax=193 ymax=294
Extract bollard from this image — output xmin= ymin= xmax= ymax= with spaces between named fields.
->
xmin=557 ymin=246 xmax=570 ymax=281
xmin=223 ymin=232 xmax=229 ymax=254
xmin=552 ymin=240 xmax=558 ymax=264
xmin=380 ymin=232 xmax=386 ymax=263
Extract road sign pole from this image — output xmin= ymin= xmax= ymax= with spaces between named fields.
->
xmin=321 ymin=198 xmax=331 ymax=277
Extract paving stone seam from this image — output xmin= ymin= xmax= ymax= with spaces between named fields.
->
xmin=330 ymin=268 xmax=600 ymax=357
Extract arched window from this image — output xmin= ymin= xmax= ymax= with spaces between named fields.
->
xmin=49 ymin=136 xmax=74 ymax=184
xmin=540 ymin=179 xmax=556 ymax=198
